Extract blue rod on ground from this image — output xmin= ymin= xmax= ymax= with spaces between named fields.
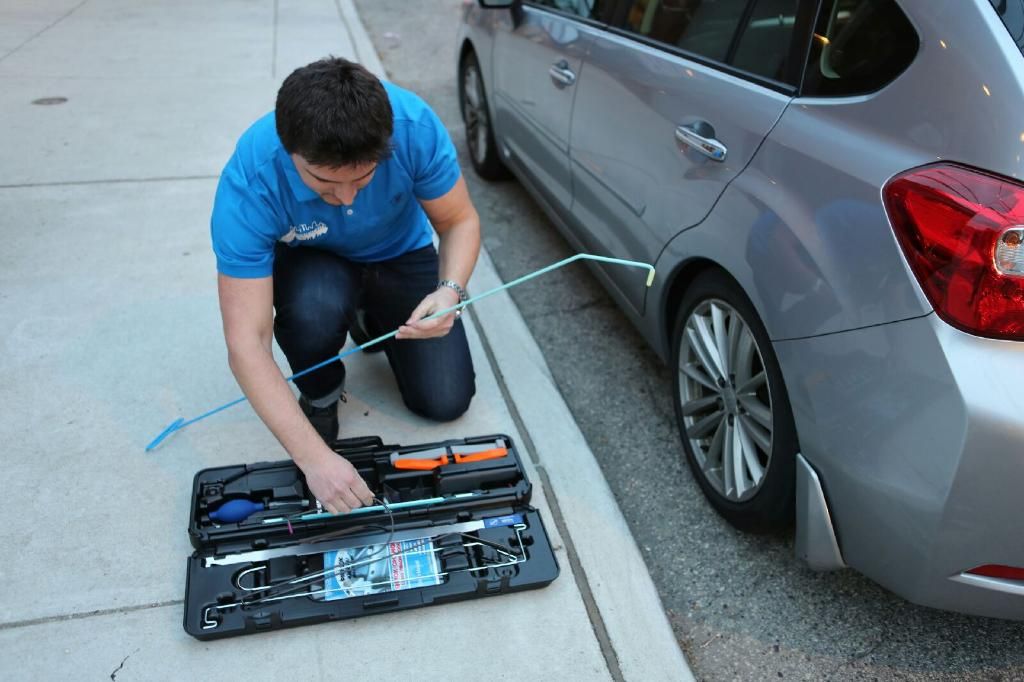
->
xmin=145 ymin=253 xmax=656 ymax=451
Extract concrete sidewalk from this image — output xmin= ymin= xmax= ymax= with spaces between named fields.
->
xmin=0 ymin=1 xmax=691 ymax=679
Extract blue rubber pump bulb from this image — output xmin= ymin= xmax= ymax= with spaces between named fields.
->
xmin=209 ymin=499 xmax=264 ymax=523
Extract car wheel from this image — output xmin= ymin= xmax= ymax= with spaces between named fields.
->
xmin=671 ymin=270 xmax=797 ymax=532
xmin=459 ymin=51 xmax=510 ymax=181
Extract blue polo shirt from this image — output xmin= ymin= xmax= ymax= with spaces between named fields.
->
xmin=211 ymin=82 xmax=461 ymax=278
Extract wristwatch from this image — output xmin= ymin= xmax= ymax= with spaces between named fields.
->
xmin=437 ymin=279 xmax=468 ymax=317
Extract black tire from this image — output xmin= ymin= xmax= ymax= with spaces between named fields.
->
xmin=670 ymin=270 xmax=797 ymax=532
xmin=458 ymin=50 xmax=510 ymax=181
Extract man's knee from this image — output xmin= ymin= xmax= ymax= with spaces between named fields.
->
xmin=404 ymin=381 xmax=476 ymax=422
xmin=273 ymin=248 xmax=358 ymax=339
xmin=275 ymin=286 xmax=355 ymax=348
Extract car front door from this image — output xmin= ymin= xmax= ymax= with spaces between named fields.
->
xmin=490 ymin=1 xmax=612 ymax=211
xmin=569 ymin=0 xmax=812 ymax=312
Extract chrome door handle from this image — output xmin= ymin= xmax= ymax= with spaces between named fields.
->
xmin=675 ymin=124 xmax=727 ymax=162
xmin=549 ymin=60 xmax=576 ymax=87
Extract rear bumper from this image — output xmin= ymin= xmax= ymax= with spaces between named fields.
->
xmin=776 ymin=314 xmax=1024 ymax=620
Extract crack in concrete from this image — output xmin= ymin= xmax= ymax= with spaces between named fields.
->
xmin=0 ymin=0 xmax=91 ymax=65
xmin=0 ymin=600 xmax=183 ymax=632
xmin=271 ymin=0 xmax=279 ymax=78
xmin=110 ymin=649 xmax=139 ymax=681
xmin=0 ymin=175 xmax=218 ymax=189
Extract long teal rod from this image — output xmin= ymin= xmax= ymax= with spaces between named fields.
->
xmin=145 ymin=253 xmax=655 ymax=451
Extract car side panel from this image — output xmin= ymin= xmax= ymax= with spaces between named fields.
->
xmin=570 ymin=29 xmax=791 ymax=315
xmin=489 ymin=6 xmax=598 ymax=212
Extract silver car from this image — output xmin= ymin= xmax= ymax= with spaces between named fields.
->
xmin=456 ymin=0 xmax=1024 ymax=620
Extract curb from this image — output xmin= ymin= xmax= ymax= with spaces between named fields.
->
xmin=337 ymin=0 xmax=388 ymax=79
xmin=467 ymin=249 xmax=695 ymax=682
xmin=339 ymin=5 xmax=693 ymax=679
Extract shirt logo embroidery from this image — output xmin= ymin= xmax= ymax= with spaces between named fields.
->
xmin=281 ymin=220 xmax=328 ymax=243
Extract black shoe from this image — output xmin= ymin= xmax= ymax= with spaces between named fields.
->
xmin=350 ymin=309 xmax=386 ymax=353
xmin=299 ymin=395 xmax=339 ymax=443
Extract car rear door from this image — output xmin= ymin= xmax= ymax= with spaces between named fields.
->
xmin=490 ymin=1 xmax=612 ymax=212
xmin=569 ymin=0 xmax=814 ymax=312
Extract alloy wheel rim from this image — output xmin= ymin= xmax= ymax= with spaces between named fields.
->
xmin=462 ymin=64 xmax=489 ymax=165
xmin=678 ymin=299 xmax=773 ymax=502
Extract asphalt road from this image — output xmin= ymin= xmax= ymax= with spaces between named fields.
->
xmin=352 ymin=2 xmax=1024 ymax=679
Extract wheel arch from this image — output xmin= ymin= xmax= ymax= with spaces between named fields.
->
xmin=660 ymin=258 xmax=734 ymax=356
xmin=457 ymin=39 xmax=477 ymax=118
xmin=457 ymin=38 xmax=476 ymax=77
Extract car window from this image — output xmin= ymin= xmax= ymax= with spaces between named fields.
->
xmin=528 ymin=0 xmax=606 ymax=20
xmin=801 ymin=0 xmax=918 ymax=96
xmin=731 ymin=0 xmax=801 ymax=82
xmin=617 ymin=0 xmax=749 ymax=63
xmin=988 ymin=0 xmax=1024 ymax=56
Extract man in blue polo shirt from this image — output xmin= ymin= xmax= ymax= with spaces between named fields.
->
xmin=211 ymin=57 xmax=480 ymax=514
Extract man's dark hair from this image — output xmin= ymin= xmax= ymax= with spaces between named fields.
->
xmin=275 ymin=57 xmax=393 ymax=168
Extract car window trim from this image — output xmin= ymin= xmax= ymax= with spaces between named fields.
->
xmin=599 ymin=23 xmax=797 ymax=95
xmin=789 ymin=0 xmax=823 ymax=91
xmin=601 ymin=0 xmax=821 ymax=94
xmin=797 ymin=0 xmax=839 ymax=97
xmin=724 ymin=0 xmax=760 ymax=65
xmin=518 ymin=0 xmax=815 ymax=95
xmin=520 ymin=1 xmax=613 ymax=29
xmin=724 ymin=0 xmax=819 ymax=85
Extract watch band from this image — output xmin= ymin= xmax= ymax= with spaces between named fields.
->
xmin=437 ymin=279 xmax=467 ymax=318
xmin=437 ymin=279 xmax=468 ymax=302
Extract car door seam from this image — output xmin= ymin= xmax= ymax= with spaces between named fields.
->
xmin=652 ymin=96 xmax=797 ymax=270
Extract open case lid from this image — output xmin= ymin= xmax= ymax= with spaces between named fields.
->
xmin=184 ymin=434 xmax=559 ymax=639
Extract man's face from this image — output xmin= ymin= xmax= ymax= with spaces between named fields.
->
xmin=291 ymin=154 xmax=377 ymax=206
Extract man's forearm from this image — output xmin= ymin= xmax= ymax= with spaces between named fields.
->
xmin=227 ymin=342 xmax=327 ymax=470
xmin=437 ymin=215 xmax=480 ymax=289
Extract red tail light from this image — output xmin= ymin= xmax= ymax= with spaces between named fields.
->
xmin=883 ymin=163 xmax=1024 ymax=340
xmin=967 ymin=564 xmax=1024 ymax=581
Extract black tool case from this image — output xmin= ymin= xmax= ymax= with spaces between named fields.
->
xmin=183 ymin=434 xmax=559 ymax=640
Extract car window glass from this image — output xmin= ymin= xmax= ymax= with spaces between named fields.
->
xmin=987 ymin=0 xmax=1024 ymax=57
xmin=618 ymin=0 xmax=749 ymax=63
xmin=731 ymin=0 xmax=801 ymax=82
xmin=802 ymin=0 xmax=918 ymax=96
xmin=529 ymin=0 xmax=605 ymax=20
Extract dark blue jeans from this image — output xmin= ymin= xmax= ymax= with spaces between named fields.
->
xmin=272 ymin=244 xmax=476 ymax=422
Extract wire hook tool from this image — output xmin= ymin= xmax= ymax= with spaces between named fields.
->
xmin=147 ymin=253 xmax=655 ymax=451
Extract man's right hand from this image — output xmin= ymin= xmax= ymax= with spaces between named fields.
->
xmin=216 ymin=273 xmax=375 ymax=514
xmin=301 ymin=448 xmax=374 ymax=514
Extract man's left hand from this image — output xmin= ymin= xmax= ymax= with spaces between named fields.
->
xmin=396 ymin=286 xmax=461 ymax=339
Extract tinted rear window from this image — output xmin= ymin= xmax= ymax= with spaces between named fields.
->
xmin=802 ymin=0 xmax=919 ymax=97
xmin=989 ymin=0 xmax=1024 ymax=55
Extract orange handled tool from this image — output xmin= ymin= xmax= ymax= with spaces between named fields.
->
xmin=391 ymin=446 xmax=509 ymax=470
xmin=393 ymin=453 xmax=449 ymax=470
xmin=453 ymin=447 xmax=508 ymax=464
